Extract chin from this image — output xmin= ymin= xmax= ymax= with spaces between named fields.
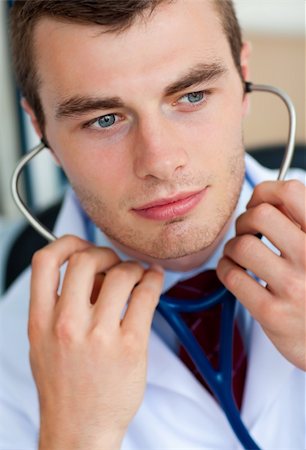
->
xmin=130 ymin=220 xmax=224 ymax=260
xmin=145 ymin=245 xmax=210 ymax=260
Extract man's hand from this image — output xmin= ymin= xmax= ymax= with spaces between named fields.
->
xmin=217 ymin=180 xmax=306 ymax=371
xmin=29 ymin=235 xmax=164 ymax=450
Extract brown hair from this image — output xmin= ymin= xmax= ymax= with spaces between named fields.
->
xmin=10 ymin=0 xmax=243 ymax=131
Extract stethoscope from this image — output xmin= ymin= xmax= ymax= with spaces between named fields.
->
xmin=11 ymin=82 xmax=296 ymax=449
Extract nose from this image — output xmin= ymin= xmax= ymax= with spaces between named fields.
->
xmin=133 ymin=115 xmax=189 ymax=181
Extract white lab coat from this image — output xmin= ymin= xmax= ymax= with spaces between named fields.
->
xmin=0 ymin=155 xmax=305 ymax=450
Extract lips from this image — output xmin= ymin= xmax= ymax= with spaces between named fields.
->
xmin=132 ymin=188 xmax=207 ymax=221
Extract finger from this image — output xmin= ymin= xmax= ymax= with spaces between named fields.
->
xmin=223 ymin=234 xmax=288 ymax=294
xmin=30 ymin=235 xmax=93 ymax=321
xmin=217 ymin=256 xmax=273 ymax=326
xmin=122 ymin=267 xmax=164 ymax=344
xmin=57 ymin=246 xmax=120 ymax=318
xmin=247 ymin=180 xmax=306 ymax=231
xmin=235 ymin=203 xmax=305 ymax=263
xmin=93 ymin=261 xmax=146 ymax=329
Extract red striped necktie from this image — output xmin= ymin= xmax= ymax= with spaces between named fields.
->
xmin=165 ymin=270 xmax=247 ymax=410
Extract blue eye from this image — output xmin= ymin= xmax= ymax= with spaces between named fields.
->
xmin=97 ymin=114 xmax=116 ymax=128
xmin=82 ymin=112 xmax=125 ymax=133
xmin=174 ymin=90 xmax=208 ymax=108
xmin=179 ymin=91 xmax=206 ymax=105
xmin=186 ymin=92 xmax=204 ymax=103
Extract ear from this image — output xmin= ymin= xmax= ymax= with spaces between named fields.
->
xmin=21 ymin=98 xmax=61 ymax=166
xmin=240 ymin=41 xmax=252 ymax=117
xmin=21 ymin=97 xmax=43 ymax=139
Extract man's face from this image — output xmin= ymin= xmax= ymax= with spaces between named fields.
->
xmin=32 ymin=0 xmax=248 ymax=266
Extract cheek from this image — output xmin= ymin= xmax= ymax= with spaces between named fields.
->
xmin=187 ymin=95 xmax=244 ymax=157
xmin=76 ymin=160 xmax=126 ymax=200
xmin=51 ymin=127 xmax=131 ymax=190
xmin=54 ymin=143 xmax=129 ymax=204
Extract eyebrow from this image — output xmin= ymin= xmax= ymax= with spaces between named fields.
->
xmin=164 ymin=61 xmax=227 ymax=97
xmin=55 ymin=96 xmax=124 ymax=120
xmin=55 ymin=61 xmax=227 ymax=120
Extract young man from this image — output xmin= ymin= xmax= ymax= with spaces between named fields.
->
xmin=1 ymin=0 xmax=305 ymax=449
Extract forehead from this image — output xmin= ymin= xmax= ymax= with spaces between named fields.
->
xmin=33 ymin=0 xmax=233 ymax=104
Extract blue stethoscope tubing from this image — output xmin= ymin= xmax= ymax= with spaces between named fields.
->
xmin=11 ymin=82 xmax=297 ymax=449
xmin=158 ymin=265 xmax=256 ymax=448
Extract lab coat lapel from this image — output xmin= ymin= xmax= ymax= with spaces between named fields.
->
xmin=146 ymin=327 xmax=233 ymax=427
xmin=241 ymin=320 xmax=295 ymax=431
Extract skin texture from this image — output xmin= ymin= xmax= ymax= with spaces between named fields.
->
xmin=26 ymin=0 xmax=248 ymax=271
xmin=23 ymin=0 xmax=305 ymax=448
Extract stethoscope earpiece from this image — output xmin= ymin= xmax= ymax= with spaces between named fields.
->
xmin=244 ymin=81 xmax=253 ymax=94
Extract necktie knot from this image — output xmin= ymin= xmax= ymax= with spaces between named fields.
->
xmin=166 ymin=269 xmax=223 ymax=300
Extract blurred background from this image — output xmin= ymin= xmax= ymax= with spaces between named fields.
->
xmin=0 ymin=0 xmax=305 ymax=224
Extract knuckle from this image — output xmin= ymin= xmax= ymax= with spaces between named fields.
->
xmin=136 ymin=283 xmax=158 ymax=302
xmin=279 ymin=269 xmax=294 ymax=296
xmin=257 ymin=300 xmax=276 ymax=327
xmin=28 ymin=314 xmax=44 ymax=341
xmin=251 ymin=184 xmax=261 ymax=198
xmin=125 ymin=260 xmax=143 ymax=271
xmin=32 ymin=248 xmax=54 ymax=269
xmin=282 ymin=271 xmax=305 ymax=301
xmin=107 ymin=267 xmax=129 ymax=284
xmin=31 ymin=250 xmax=42 ymax=268
xmin=123 ymin=331 xmax=142 ymax=354
xmin=89 ymin=324 xmax=111 ymax=346
xmin=53 ymin=315 xmax=76 ymax=343
xmin=109 ymin=262 xmax=141 ymax=282
xmin=252 ymin=182 xmax=267 ymax=199
xmin=280 ymin=267 xmax=293 ymax=294
xmin=232 ymin=235 xmax=255 ymax=258
xmin=99 ymin=246 xmax=120 ymax=262
xmin=223 ymin=267 xmax=241 ymax=291
xmin=68 ymin=251 xmax=90 ymax=266
xmin=234 ymin=213 xmax=244 ymax=230
xmin=121 ymin=261 xmax=143 ymax=276
xmin=68 ymin=250 xmax=97 ymax=271
xmin=252 ymin=202 xmax=274 ymax=223
xmin=281 ymin=180 xmax=302 ymax=200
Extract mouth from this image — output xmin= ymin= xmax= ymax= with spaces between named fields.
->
xmin=132 ymin=188 xmax=208 ymax=221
